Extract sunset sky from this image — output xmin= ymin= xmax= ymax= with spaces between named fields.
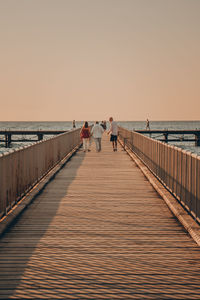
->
xmin=0 ymin=0 xmax=200 ymax=121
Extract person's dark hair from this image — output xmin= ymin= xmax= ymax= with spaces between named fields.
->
xmin=84 ymin=121 xmax=88 ymax=128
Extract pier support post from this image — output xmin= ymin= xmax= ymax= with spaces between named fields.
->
xmin=37 ymin=133 xmax=43 ymax=141
xmin=5 ymin=133 xmax=11 ymax=148
xmin=195 ymin=134 xmax=200 ymax=146
xmin=163 ymin=133 xmax=168 ymax=143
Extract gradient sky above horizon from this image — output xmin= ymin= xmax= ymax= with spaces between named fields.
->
xmin=0 ymin=0 xmax=200 ymax=121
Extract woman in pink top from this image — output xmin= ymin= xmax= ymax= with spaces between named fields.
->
xmin=80 ymin=121 xmax=91 ymax=152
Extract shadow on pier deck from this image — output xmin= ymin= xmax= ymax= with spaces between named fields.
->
xmin=0 ymin=135 xmax=200 ymax=299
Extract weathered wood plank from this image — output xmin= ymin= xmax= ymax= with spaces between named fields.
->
xmin=0 ymin=135 xmax=200 ymax=299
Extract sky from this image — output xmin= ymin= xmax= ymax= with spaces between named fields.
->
xmin=0 ymin=0 xmax=200 ymax=121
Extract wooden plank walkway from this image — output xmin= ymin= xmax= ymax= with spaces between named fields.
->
xmin=0 ymin=135 xmax=200 ymax=299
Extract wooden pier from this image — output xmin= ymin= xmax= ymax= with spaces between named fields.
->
xmin=135 ymin=129 xmax=200 ymax=146
xmin=0 ymin=135 xmax=200 ymax=299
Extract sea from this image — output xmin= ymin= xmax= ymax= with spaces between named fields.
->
xmin=0 ymin=121 xmax=200 ymax=156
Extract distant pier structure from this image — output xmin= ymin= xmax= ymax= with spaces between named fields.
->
xmin=1 ymin=129 xmax=200 ymax=148
xmin=135 ymin=129 xmax=200 ymax=146
xmin=0 ymin=130 xmax=67 ymax=148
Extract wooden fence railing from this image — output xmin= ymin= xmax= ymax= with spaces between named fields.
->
xmin=0 ymin=129 xmax=81 ymax=219
xmin=118 ymin=126 xmax=200 ymax=222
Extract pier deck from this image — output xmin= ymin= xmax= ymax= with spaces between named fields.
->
xmin=0 ymin=135 xmax=200 ymax=299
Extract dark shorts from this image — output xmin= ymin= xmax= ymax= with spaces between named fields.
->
xmin=110 ymin=134 xmax=117 ymax=142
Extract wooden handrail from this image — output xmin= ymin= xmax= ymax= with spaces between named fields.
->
xmin=118 ymin=126 xmax=200 ymax=223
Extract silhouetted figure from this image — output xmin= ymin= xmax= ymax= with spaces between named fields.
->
xmin=100 ymin=121 xmax=107 ymax=130
xmin=146 ymin=118 xmax=150 ymax=130
xmin=72 ymin=120 xmax=76 ymax=128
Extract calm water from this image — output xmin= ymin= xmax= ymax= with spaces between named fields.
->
xmin=0 ymin=121 xmax=200 ymax=156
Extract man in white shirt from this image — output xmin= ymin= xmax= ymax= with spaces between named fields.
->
xmin=91 ymin=121 xmax=104 ymax=152
xmin=108 ymin=117 xmax=118 ymax=151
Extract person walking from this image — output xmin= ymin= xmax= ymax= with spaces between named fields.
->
xmin=91 ymin=121 xmax=104 ymax=152
xmin=146 ymin=118 xmax=150 ymax=130
xmin=100 ymin=120 xmax=107 ymax=130
xmin=80 ymin=121 xmax=91 ymax=152
xmin=108 ymin=117 xmax=118 ymax=151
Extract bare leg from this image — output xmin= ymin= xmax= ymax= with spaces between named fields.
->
xmin=98 ymin=138 xmax=101 ymax=151
xmin=115 ymin=140 xmax=117 ymax=151
xmin=94 ymin=138 xmax=98 ymax=151
xmin=112 ymin=141 xmax=115 ymax=151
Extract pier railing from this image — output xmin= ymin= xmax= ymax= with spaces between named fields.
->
xmin=0 ymin=129 xmax=81 ymax=219
xmin=118 ymin=127 xmax=200 ymax=222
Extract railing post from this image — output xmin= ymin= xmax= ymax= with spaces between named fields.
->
xmin=37 ymin=133 xmax=43 ymax=141
xmin=197 ymin=157 xmax=200 ymax=222
xmin=191 ymin=154 xmax=197 ymax=219
xmin=163 ymin=133 xmax=168 ymax=143
xmin=5 ymin=133 xmax=12 ymax=148
xmin=123 ymin=137 xmax=127 ymax=149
